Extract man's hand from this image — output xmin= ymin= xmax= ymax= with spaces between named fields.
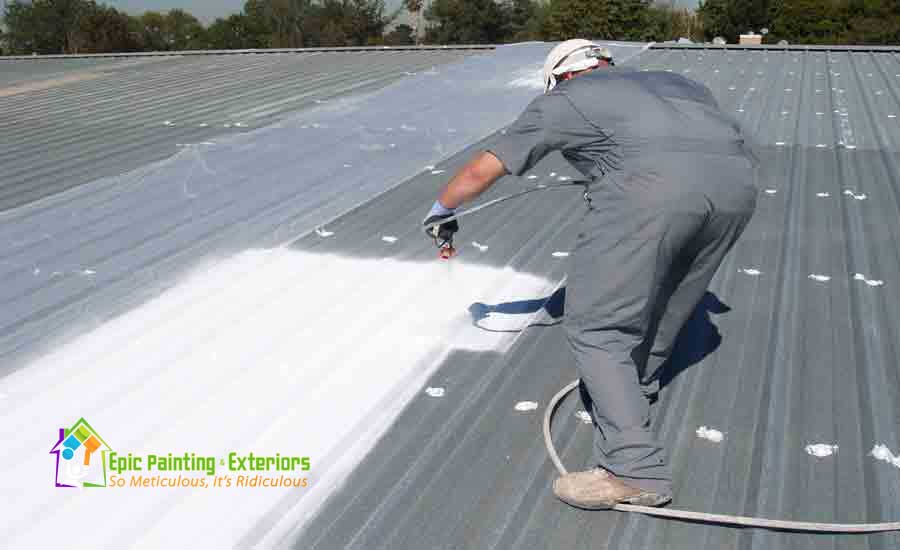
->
xmin=423 ymin=213 xmax=459 ymax=246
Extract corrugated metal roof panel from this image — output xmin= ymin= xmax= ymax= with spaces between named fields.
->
xmin=0 ymin=49 xmax=479 ymax=211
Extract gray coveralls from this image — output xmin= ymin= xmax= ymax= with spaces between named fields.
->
xmin=487 ymin=68 xmax=758 ymax=496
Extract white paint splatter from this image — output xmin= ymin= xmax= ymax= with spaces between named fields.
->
xmin=381 ymin=236 xmax=398 ymax=244
xmin=843 ymin=189 xmax=867 ymax=200
xmin=423 ymin=165 xmax=435 ymax=171
xmin=854 ymin=273 xmax=884 ymax=287
xmin=527 ymin=175 xmax=538 ymax=180
xmin=234 ymin=122 xmax=248 ymax=128
xmin=872 ymin=444 xmax=900 ymax=468
xmin=430 ymin=170 xmax=445 ymax=175
xmin=314 ymin=227 xmax=334 ymax=238
xmin=805 ymin=443 xmax=838 ymax=457
xmin=808 ymin=274 xmax=831 ymax=282
xmin=163 ymin=120 xmax=174 ymax=127
xmin=775 ymin=142 xmax=786 ymax=147
xmin=557 ymin=176 xmax=572 ymax=181
xmin=575 ymin=410 xmax=593 ymax=424
xmin=764 ymin=189 xmax=778 ymax=195
xmin=425 ymin=387 xmax=445 ymax=397
xmin=471 ymin=242 xmax=489 ymax=252
xmin=552 ymin=252 xmax=570 ymax=258
xmin=696 ymin=426 xmax=724 ymax=443
xmin=80 ymin=269 xmax=96 ymax=276
xmin=514 ymin=401 xmax=539 ymax=412
xmin=549 ymin=172 xmax=557 ymax=177
xmin=739 ymin=268 xmax=762 ymax=276
xmin=816 ymin=192 xmax=831 ymax=198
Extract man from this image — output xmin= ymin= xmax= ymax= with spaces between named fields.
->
xmin=424 ymin=40 xmax=757 ymax=509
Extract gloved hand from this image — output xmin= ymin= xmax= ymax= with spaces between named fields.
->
xmin=423 ymin=201 xmax=459 ymax=247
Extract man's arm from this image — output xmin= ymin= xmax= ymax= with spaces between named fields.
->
xmin=436 ymin=152 xmax=508 ymax=209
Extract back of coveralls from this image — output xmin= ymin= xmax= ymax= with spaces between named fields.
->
xmin=487 ymin=68 xmax=758 ymax=496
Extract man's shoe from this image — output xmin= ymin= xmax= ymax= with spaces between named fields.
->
xmin=552 ymin=467 xmax=672 ymax=510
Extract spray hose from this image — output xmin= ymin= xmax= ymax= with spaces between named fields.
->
xmin=430 ymin=182 xmax=900 ymax=532
xmin=544 ymin=380 xmax=900 ymax=533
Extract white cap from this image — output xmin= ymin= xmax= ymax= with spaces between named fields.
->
xmin=543 ymin=39 xmax=612 ymax=93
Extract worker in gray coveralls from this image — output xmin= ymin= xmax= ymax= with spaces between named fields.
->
xmin=424 ymin=39 xmax=757 ymax=509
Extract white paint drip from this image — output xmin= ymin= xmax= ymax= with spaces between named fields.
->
xmin=872 ymin=444 xmax=900 ymax=468
xmin=472 ymin=242 xmax=489 ymax=252
xmin=854 ymin=273 xmax=884 ymax=287
xmin=805 ymin=443 xmax=838 ymax=458
xmin=381 ymin=236 xmax=398 ymax=243
xmin=808 ymin=274 xmax=831 ymax=282
xmin=739 ymin=268 xmax=762 ymax=276
xmin=575 ymin=410 xmax=593 ymax=424
xmin=843 ymin=189 xmax=868 ymax=200
xmin=314 ymin=227 xmax=334 ymax=238
xmin=0 ymin=249 xmax=554 ymax=548
xmin=552 ymin=251 xmax=570 ymax=258
xmin=696 ymin=426 xmax=724 ymax=443
xmin=514 ymin=401 xmax=539 ymax=412
xmin=816 ymin=192 xmax=831 ymax=198
xmin=425 ymin=387 xmax=445 ymax=397
xmin=430 ymin=170 xmax=446 ymax=175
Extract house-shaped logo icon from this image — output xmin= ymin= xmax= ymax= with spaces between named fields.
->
xmin=49 ymin=418 xmax=112 ymax=488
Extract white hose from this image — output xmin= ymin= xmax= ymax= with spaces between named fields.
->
xmin=543 ymin=379 xmax=900 ymax=532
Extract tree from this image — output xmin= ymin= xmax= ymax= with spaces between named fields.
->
xmin=164 ymin=9 xmax=207 ymax=50
xmin=384 ymin=22 xmax=415 ymax=44
xmin=78 ymin=4 xmax=138 ymax=52
xmin=697 ymin=0 xmax=772 ymax=43
xmin=403 ymin=0 xmax=423 ymax=44
xmin=424 ymin=0 xmax=509 ymax=44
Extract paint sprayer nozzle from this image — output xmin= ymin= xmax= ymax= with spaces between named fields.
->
xmin=439 ymin=245 xmax=456 ymax=260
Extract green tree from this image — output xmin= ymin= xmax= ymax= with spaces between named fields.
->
xmin=424 ymin=0 xmax=509 ymax=44
xmin=403 ymin=0 xmax=424 ymax=44
xmin=697 ymin=0 xmax=772 ymax=43
xmin=164 ymin=9 xmax=207 ymax=50
xmin=207 ymin=13 xmax=270 ymax=48
xmin=768 ymin=0 xmax=846 ymax=44
xmin=543 ymin=0 xmax=652 ymax=41
xmin=78 ymin=4 xmax=139 ymax=52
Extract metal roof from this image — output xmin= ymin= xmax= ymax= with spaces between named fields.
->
xmin=3 ymin=43 xmax=900 ymax=549
xmin=0 ymin=48 xmax=482 ymax=212
xmin=285 ymin=46 xmax=900 ymax=549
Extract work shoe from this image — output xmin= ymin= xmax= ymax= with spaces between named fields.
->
xmin=552 ymin=467 xmax=672 ymax=510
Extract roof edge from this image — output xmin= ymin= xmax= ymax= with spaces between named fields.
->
xmin=651 ymin=43 xmax=900 ymax=52
xmin=0 ymin=45 xmax=496 ymax=61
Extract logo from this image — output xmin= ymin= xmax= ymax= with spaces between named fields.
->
xmin=49 ymin=418 xmax=111 ymax=488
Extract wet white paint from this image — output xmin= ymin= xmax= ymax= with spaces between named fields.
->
xmin=81 ymin=269 xmax=96 ymax=276
xmin=425 ymin=387 xmax=445 ymax=397
xmin=552 ymin=252 xmax=570 ymax=258
xmin=739 ymin=268 xmax=762 ymax=276
xmin=163 ymin=120 xmax=174 ymax=127
xmin=575 ymin=410 xmax=593 ymax=424
xmin=0 ymin=248 xmax=555 ymax=548
xmin=872 ymin=444 xmax=900 ymax=468
xmin=314 ymin=227 xmax=334 ymax=238
xmin=805 ymin=443 xmax=838 ymax=458
xmin=808 ymin=274 xmax=831 ymax=282
xmin=549 ymin=172 xmax=557 ymax=177
xmin=696 ymin=426 xmax=724 ymax=443
xmin=853 ymin=273 xmax=884 ymax=287
xmin=764 ymin=189 xmax=778 ymax=195
xmin=430 ymin=170 xmax=446 ymax=175
xmin=424 ymin=165 xmax=435 ymax=171
xmin=472 ymin=242 xmax=489 ymax=252
xmin=514 ymin=401 xmax=539 ymax=412
xmin=816 ymin=192 xmax=831 ymax=198
xmin=527 ymin=175 xmax=538 ymax=180
xmin=507 ymin=67 xmax=544 ymax=90
xmin=381 ymin=236 xmax=398 ymax=243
